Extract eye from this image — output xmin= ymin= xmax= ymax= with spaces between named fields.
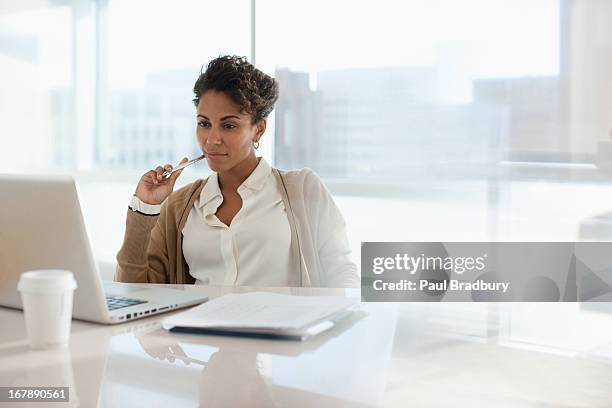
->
xmin=223 ymin=123 xmax=237 ymax=129
xmin=197 ymin=121 xmax=211 ymax=128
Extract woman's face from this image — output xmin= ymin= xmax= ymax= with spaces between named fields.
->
xmin=196 ymin=90 xmax=265 ymax=174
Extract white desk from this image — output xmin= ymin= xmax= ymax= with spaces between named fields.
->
xmin=2 ymin=284 xmax=612 ymax=407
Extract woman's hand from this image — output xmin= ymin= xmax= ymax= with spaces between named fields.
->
xmin=135 ymin=157 xmax=189 ymax=205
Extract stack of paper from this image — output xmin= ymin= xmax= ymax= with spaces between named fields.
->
xmin=162 ymin=292 xmax=359 ymax=340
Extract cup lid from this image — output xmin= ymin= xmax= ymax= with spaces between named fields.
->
xmin=17 ymin=270 xmax=77 ymax=293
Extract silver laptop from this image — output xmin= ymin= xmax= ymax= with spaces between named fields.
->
xmin=0 ymin=174 xmax=208 ymax=324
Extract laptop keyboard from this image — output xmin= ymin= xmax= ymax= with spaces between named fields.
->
xmin=106 ymin=295 xmax=148 ymax=311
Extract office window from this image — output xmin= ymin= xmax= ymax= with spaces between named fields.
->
xmin=0 ymin=3 xmax=76 ymax=173
xmin=96 ymin=0 xmax=251 ymax=172
xmin=256 ymin=0 xmax=612 ymax=246
xmin=3 ymin=0 xmax=612 ymax=269
xmin=257 ymin=0 xmax=561 ymax=181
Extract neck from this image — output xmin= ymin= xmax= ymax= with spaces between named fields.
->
xmin=218 ymin=155 xmax=260 ymax=191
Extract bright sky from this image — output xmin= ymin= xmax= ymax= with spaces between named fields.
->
xmin=107 ymin=0 xmax=250 ymax=89
xmin=257 ymin=0 xmax=559 ymax=77
xmin=0 ymin=0 xmax=559 ymax=90
xmin=106 ymin=0 xmax=559 ymax=89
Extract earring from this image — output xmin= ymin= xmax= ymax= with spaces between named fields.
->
xmin=253 ymin=140 xmax=260 ymax=150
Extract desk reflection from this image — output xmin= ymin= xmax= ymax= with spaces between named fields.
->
xmin=0 ymin=313 xmax=113 ymax=407
xmin=131 ymin=309 xmax=371 ymax=407
xmin=200 ymin=349 xmax=275 ymax=407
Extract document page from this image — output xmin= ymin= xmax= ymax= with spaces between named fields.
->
xmin=163 ymin=292 xmax=358 ymax=331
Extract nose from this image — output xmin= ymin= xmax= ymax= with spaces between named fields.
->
xmin=205 ymin=129 xmax=222 ymax=145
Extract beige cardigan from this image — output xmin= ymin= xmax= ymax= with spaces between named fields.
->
xmin=115 ymin=168 xmax=359 ymax=288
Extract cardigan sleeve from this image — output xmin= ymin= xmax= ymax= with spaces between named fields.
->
xmin=114 ymin=205 xmax=171 ymax=283
xmin=303 ymin=169 xmax=360 ymax=288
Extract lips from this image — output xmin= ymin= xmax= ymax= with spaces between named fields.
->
xmin=206 ymin=152 xmax=228 ymax=160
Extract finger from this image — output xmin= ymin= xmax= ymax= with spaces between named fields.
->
xmin=154 ymin=166 xmax=164 ymax=182
xmin=168 ymin=166 xmax=183 ymax=183
xmin=168 ymin=157 xmax=189 ymax=183
xmin=142 ymin=170 xmax=157 ymax=185
xmin=161 ymin=163 xmax=173 ymax=181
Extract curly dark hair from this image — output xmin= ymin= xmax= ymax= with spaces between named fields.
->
xmin=192 ymin=55 xmax=279 ymax=123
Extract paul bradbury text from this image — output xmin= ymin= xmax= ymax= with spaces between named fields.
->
xmin=372 ymin=279 xmax=510 ymax=293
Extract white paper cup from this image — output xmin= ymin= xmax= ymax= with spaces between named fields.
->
xmin=17 ymin=270 xmax=77 ymax=349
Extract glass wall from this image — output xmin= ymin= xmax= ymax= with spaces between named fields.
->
xmin=0 ymin=3 xmax=76 ymax=173
xmin=97 ymin=0 xmax=250 ymax=172
xmin=259 ymin=0 xmax=560 ymax=179
xmin=2 ymin=0 xmax=612 ymax=274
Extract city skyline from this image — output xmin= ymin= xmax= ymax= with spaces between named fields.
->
xmin=42 ymin=64 xmax=566 ymax=181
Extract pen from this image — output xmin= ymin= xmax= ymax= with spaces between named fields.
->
xmin=162 ymin=154 xmax=206 ymax=179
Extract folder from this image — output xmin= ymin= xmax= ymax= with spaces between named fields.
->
xmin=162 ymin=292 xmax=359 ymax=341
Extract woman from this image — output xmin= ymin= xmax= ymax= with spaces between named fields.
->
xmin=115 ymin=55 xmax=358 ymax=288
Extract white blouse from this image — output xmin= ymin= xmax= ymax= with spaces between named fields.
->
xmin=181 ymin=158 xmax=293 ymax=286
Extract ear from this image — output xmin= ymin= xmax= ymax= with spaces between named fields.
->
xmin=253 ymin=119 xmax=267 ymax=142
